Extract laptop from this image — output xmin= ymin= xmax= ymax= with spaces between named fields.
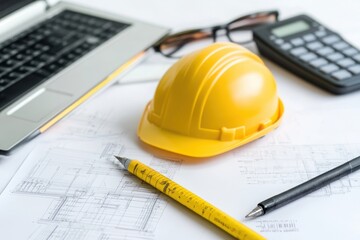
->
xmin=0 ymin=0 xmax=169 ymax=152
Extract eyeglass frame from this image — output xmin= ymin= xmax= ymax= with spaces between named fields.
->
xmin=153 ymin=10 xmax=279 ymax=58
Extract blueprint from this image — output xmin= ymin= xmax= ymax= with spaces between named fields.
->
xmin=13 ymin=141 xmax=180 ymax=240
xmin=0 ymin=82 xmax=184 ymax=240
xmin=2 ymin=77 xmax=360 ymax=240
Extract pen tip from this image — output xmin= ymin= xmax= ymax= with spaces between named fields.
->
xmin=245 ymin=206 xmax=264 ymax=219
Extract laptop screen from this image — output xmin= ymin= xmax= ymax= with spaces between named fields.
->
xmin=0 ymin=0 xmax=35 ymax=19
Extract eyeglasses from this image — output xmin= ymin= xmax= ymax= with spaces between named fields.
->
xmin=153 ymin=10 xmax=279 ymax=58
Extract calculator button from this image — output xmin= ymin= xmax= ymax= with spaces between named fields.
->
xmin=309 ymin=58 xmax=328 ymax=67
xmin=348 ymin=65 xmax=360 ymax=74
xmin=331 ymin=70 xmax=352 ymax=80
xmin=290 ymin=38 xmax=305 ymax=46
xmin=275 ymin=39 xmax=284 ymax=45
xmin=280 ymin=43 xmax=292 ymax=50
xmin=320 ymin=64 xmax=339 ymax=73
xmin=300 ymin=53 xmax=317 ymax=62
xmin=343 ymin=47 xmax=358 ymax=56
xmin=326 ymin=52 xmax=344 ymax=61
xmin=333 ymin=41 xmax=350 ymax=50
xmin=315 ymin=31 xmax=327 ymax=37
xmin=290 ymin=47 xmax=308 ymax=56
xmin=352 ymin=54 xmax=360 ymax=62
xmin=322 ymin=35 xmax=341 ymax=44
xmin=317 ymin=47 xmax=334 ymax=56
xmin=303 ymin=34 xmax=316 ymax=42
xmin=306 ymin=41 xmax=323 ymax=50
xmin=337 ymin=58 xmax=355 ymax=67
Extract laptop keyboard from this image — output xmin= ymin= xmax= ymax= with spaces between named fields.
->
xmin=0 ymin=10 xmax=129 ymax=111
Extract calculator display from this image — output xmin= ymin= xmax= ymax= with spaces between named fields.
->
xmin=272 ymin=21 xmax=310 ymax=37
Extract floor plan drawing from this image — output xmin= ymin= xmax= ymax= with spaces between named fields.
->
xmin=11 ymin=140 xmax=181 ymax=240
xmin=234 ymin=144 xmax=360 ymax=196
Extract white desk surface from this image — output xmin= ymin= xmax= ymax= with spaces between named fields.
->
xmin=1 ymin=1 xmax=360 ymax=239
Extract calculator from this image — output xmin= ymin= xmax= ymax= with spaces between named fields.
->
xmin=253 ymin=14 xmax=360 ymax=94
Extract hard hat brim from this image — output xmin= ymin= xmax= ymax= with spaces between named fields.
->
xmin=138 ymin=100 xmax=284 ymax=158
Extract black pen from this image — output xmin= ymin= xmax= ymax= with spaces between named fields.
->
xmin=246 ymin=155 xmax=360 ymax=218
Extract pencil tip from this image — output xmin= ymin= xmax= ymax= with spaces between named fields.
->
xmin=245 ymin=206 xmax=264 ymax=219
xmin=113 ymin=156 xmax=130 ymax=168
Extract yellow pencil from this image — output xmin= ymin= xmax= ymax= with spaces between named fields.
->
xmin=114 ymin=156 xmax=265 ymax=240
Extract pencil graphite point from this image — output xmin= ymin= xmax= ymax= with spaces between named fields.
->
xmin=114 ymin=156 xmax=131 ymax=169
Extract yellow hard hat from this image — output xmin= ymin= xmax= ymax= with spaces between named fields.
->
xmin=138 ymin=42 xmax=284 ymax=158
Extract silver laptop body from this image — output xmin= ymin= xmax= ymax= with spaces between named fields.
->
xmin=0 ymin=0 xmax=169 ymax=152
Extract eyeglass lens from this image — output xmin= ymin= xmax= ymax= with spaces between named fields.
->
xmin=157 ymin=30 xmax=214 ymax=58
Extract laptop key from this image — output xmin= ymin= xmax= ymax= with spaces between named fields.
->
xmin=24 ymin=48 xmax=39 ymax=57
xmin=17 ymin=66 xmax=34 ymax=75
xmin=2 ymin=48 xmax=18 ymax=56
xmin=86 ymin=36 xmax=100 ymax=45
xmin=38 ymin=53 xmax=54 ymax=62
xmin=38 ymin=39 xmax=66 ymax=55
xmin=0 ymin=54 xmax=10 ymax=62
xmin=51 ymin=28 xmax=71 ymax=38
xmin=34 ymin=43 xmax=50 ymax=51
xmin=43 ymin=63 xmax=60 ymax=72
xmin=7 ymin=72 xmax=22 ymax=80
xmin=0 ymin=79 xmax=9 ymax=86
xmin=14 ymin=54 xmax=30 ymax=62
xmin=36 ymin=68 xmax=52 ymax=78
xmin=0 ymin=59 xmax=19 ymax=68
xmin=56 ymin=58 xmax=68 ymax=66
xmin=65 ymin=52 xmax=77 ymax=61
xmin=27 ymin=60 xmax=45 ymax=68
xmin=0 ymin=67 xmax=9 ymax=75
